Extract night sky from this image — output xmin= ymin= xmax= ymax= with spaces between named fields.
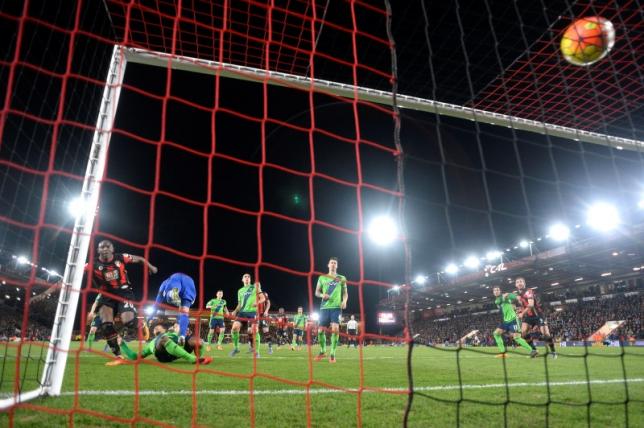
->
xmin=0 ymin=1 xmax=641 ymax=333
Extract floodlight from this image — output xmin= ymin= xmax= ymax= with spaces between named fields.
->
xmin=548 ymin=223 xmax=570 ymax=241
xmin=144 ymin=306 xmax=155 ymax=316
xmin=392 ymin=285 xmax=400 ymax=291
xmin=367 ymin=215 xmax=398 ymax=247
xmin=445 ymin=263 xmax=458 ymax=274
xmin=485 ymin=250 xmax=503 ymax=261
xmin=414 ymin=275 xmax=427 ymax=285
xmin=464 ymin=256 xmax=479 ymax=269
xmin=519 ymin=240 xmax=529 ymax=248
xmin=311 ymin=312 xmax=320 ymax=321
xmin=586 ymin=202 xmax=620 ymax=232
xmin=16 ymin=256 xmax=29 ymax=265
xmin=67 ymin=196 xmax=94 ymax=219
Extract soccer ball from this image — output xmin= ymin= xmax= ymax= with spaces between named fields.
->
xmin=560 ymin=16 xmax=615 ymax=66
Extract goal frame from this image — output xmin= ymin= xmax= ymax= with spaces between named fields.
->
xmin=2 ymin=42 xmax=640 ymax=410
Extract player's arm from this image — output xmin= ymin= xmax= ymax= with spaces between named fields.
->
xmin=341 ymin=279 xmax=348 ymax=309
xmin=87 ymin=295 xmax=100 ymax=323
xmin=231 ymin=292 xmax=242 ymax=316
xmin=263 ymin=297 xmax=271 ymax=316
xmin=205 ymin=299 xmax=214 ymax=309
xmin=128 ymin=254 xmax=158 ymax=275
xmin=314 ymin=277 xmax=328 ymax=300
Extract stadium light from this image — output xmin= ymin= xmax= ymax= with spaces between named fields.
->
xmin=144 ymin=306 xmax=155 ymax=316
xmin=392 ymin=285 xmax=400 ymax=291
xmin=414 ymin=275 xmax=427 ymax=285
xmin=311 ymin=312 xmax=319 ymax=321
xmin=67 ymin=196 xmax=94 ymax=220
xmin=586 ymin=202 xmax=620 ymax=232
xmin=485 ymin=250 xmax=503 ymax=262
xmin=16 ymin=255 xmax=29 ymax=265
xmin=367 ymin=215 xmax=398 ymax=247
xmin=445 ymin=263 xmax=458 ymax=275
xmin=548 ymin=223 xmax=570 ymax=242
xmin=464 ymin=256 xmax=479 ymax=269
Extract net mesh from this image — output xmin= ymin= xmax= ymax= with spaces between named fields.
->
xmin=0 ymin=0 xmax=642 ymax=426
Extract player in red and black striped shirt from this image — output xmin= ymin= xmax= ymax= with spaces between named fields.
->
xmin=256 ymin=283 xmax=273 ymax=355
xmin=88 ymin=240 xmax=157 ymax=365
xmin=275 ymin=307 xmax=288 ymax=348
xmin=515 ymin=277 xmax=557 ymax=358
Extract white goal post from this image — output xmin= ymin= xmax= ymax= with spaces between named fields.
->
xmin=2 ymin=42 xmax=640 ymax=410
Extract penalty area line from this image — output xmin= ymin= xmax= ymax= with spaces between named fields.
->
xmin=1 ymin=378 xmax=638 ymax=398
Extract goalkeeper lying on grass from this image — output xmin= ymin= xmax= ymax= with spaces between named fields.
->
xmin=117 ymin=319 xmax=212 ymax=365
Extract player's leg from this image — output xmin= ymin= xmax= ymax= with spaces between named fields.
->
xmin=216 ymin=323 xmax=225 ymax=350
xmin=229 ymin=320 xmax=242 ymax=356
xmin=316 ymin=310 xmax=329 ymax=360
xmin=207 ymin=326 xmax=215 ymax=345
xmin=540 ymin=322 xmax=556 ymax=356
xmin=329 ymin=323 xmax=340 ymax=363
xmin=493 ymin=327 xmax=507 ymax=355
xmin=87 ymin=325 xmax=98 ymax=349
xmin=263 ymin=324 xmax=272 ymax=354
xmin=510 ymin=319 xmax=536 ymax=355
xmin=177 ymin=306 xmax=190 ymax=345
xmin=250 ymin=322 xmax=260 ymax=357
xmin=521 ymin=321 xmax=537 ymax=351
xmin=99 ymin=303 xmax=127 ymax=365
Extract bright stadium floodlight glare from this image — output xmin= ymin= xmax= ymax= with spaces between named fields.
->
xmin=17 ymin=256 xmax=29 ymax=265
xmin=464 ymin=256 xmax=480 ymax=269
xmin=519 ymin=240 xmax=529 ymax=248
xmin=367 ymin=215 xmax=398 ymax=247
xmin=445 ymin=263 xmax=459 ymax=275
xmin=67 ymin=196 xmax=94 ymax=219
xmin=586 ymin=202 xmax=620 ymax=232
xmin=311 ymin=312 xmax=319 ymax=321
xmin=485 ymin=250 xmax=503 ymax=261
xmin=144 ymin=306 xmax=155 ymax=316
xmin=548 ymin=223 xmax=570 ymax=242
xmin=392 ymin=285 xmax=400 ymax=291
xmin=414 ymin=275 xmax=427 ymax=285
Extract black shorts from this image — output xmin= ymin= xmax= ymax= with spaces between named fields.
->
xmin=348 ymin=329 xmax=357 ymax=336
xmin=260 ymin=319 xmax=270 ymax=329
xmin=276 ymin=328 xmax=286 ymax=337
xmin=523 ymin=315 xmax=545 ymax=327
xmin=96 ymin=288 xmax=137 ymax=317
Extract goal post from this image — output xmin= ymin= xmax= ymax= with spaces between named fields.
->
xmin=0 ymin=45 xmax=127 ymax=410
xmin=124 ymin=46 xmax=644 ymax=151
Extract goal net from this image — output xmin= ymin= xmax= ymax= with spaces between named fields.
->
xmin=0 ymin=0 xmax=641 ymax=426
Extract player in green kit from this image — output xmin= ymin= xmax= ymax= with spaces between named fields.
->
xmin=492 ymin=286 xmax=538 ymax=358
xmin=291 ymin=306 xmax=308 ymax=351
xmin=314 ymin=257 xmax=348 ymax=363
xmin=206 ymin=290 xmax=228 ymax=351
xmin=117 ymin=320 xmax=212 ymax=365
xmin=229 ymin=273 xmax=265 ymax=357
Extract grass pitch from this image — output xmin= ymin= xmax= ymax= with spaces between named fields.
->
xmin=1 ymin=342 xmax=642 ymax=427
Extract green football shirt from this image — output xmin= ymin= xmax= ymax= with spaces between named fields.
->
xmin=317 ymin=274 xmax=347 ymax=309
xmin=237 ymin=284 xmax=257 ymax=313
xmin=206 ymin=298 xmax=227 ymax=319
xmin=495 ymin=293 xmax=520 ymax=323
xmin=293 ymin=313 xmax=307 ymax=329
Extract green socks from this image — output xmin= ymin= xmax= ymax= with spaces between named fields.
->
xmin=318 ymin=331 xmax=327 ymax=354
xmin=493 ymin=332 xmax=505 ymax=353
xmin=255 ymin=332 xmax=261 ymax=350
xmin=164 ymin=338 xmax=196 ymax=363
xmin=207 ymin=332 xmax=213 ymax=344
xmin=217 ymin=330 xmax=225 ymax=345
xmin=232 ymin=330 xmax=240 ymax=350
xmin=88 ymin=333 xmax=95 ymax=349
xmin=330 ymin=333 xmax=338 ymax=357
xmin=514 ymin=336 xmax=534 ymax=352
xmin=119 ymin=341 xmax=137 ymax=360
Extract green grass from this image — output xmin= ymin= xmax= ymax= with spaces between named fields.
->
xmin=1 ymin=342 xmax=643 ymax=427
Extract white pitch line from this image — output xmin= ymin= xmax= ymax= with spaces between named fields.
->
xmin=1 ymin=378 xmax=639 ymax=398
